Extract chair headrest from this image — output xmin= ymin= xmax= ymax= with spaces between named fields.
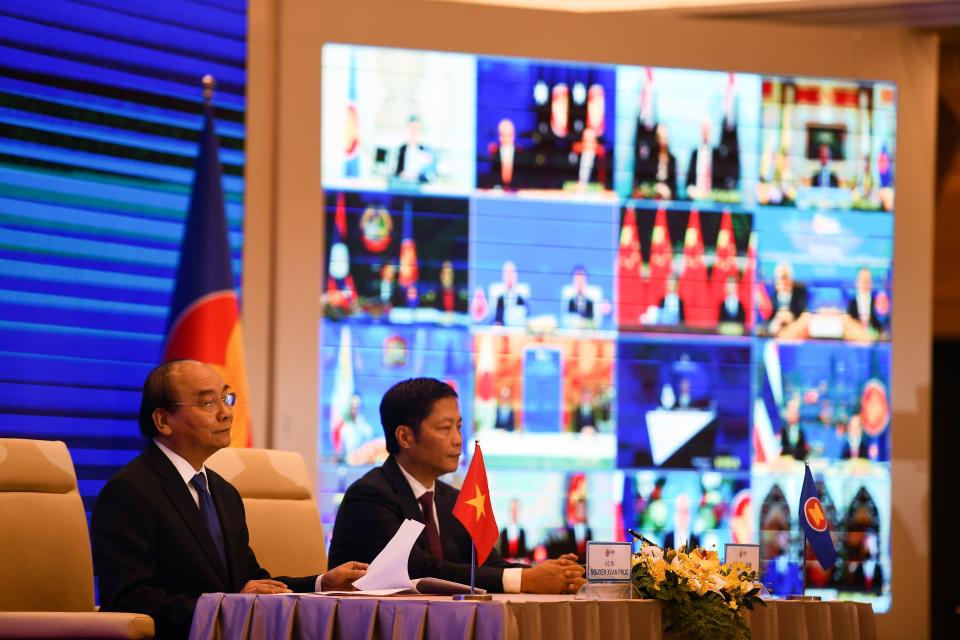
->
xmin=206 ymin=448 xmax=313 ymax=500
xmin=0 ymin=439 xmax=77 ymax=493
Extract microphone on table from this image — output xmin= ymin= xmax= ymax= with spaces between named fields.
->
xmin=627 ymin=528 xmax=661 ymax=549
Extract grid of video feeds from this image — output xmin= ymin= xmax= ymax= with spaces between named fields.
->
xmin=320 ymin=44 xmax=896 ymax=610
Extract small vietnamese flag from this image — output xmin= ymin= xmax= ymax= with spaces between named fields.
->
xmin=453 ymin=442 xmax=499 ymax=565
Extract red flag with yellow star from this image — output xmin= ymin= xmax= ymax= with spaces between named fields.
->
xmin=453 ymin=442 xmax=499 ymax=565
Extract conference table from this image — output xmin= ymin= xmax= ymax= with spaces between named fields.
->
xmin=188 ymin=592 xmax=877 ymax=640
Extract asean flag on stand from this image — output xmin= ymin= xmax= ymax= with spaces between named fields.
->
xmin=798 ymin=465 xmax=837 ymax=570
xmin=453 ymin=442 xmax=499 ymax=565
xmin=163 ymin=93 xmax=253 ymax=447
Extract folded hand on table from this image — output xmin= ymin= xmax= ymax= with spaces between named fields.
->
xmin=241 ymin=579 xmax=292 ymax=594
xmin=520 ymin=553 xmax=587 ymax=595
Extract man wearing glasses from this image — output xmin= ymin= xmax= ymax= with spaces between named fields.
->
xmin=91 ymin=359 xmax=366 ymax=640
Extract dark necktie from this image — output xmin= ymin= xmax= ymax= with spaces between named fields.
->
xmin=418 ymin=491 xmax=444 ymax=561
xmin=191 ymin=472 xmax=228 ymax=570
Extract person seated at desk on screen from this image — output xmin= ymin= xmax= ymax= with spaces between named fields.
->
xmin=395 ymin=115 xmax=436 ymax=183
xmin=574 ymin=127 xmax=607 ymax=187
xmin=494 ymin=385 xmax=516 ymax=431
xmin=566 ymin=265 xmax=595 ymax=322
xmin=846 ymin=267 xmax=885 ymax=334
xmin=481 ymin=118 xmax=526 ymax=190
xmin=778 ymin=395 xmax=809 ymax=461
xmin=91 ymin=360 xmax=367 ymax=640
xmin=810 ymin=143 xmax=840 ymax=188
xmin=328 ymin=378 xmax=586 ymax=594
xmin=493 ymin=260 xmax=529 ymax=326
xmin=659 ymin=274 xmax=685 ymax=325
xmin=768 ymin=262 xmax=809 ymax=337
xmin=718 ymin=276 xmax=746 ymax=325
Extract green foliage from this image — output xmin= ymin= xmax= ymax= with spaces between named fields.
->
xmin=631 ymin=548 xmax=766 ymax=640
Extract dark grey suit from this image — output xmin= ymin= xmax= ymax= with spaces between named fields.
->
xmin=91 ymin=443 xmax=316 ymax=639
xmin=328 ymin=456 xmax=520 ymax=592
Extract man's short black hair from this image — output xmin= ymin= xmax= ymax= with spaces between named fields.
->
xmin=138 ymin=360 xmax=192 ymax=439
xmin=380 ymin=378 xmax=458 ymax=454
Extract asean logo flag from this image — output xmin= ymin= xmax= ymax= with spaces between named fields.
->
xmin=163 ymin=97 xmax=253 ymax=447
xmin=798 ymin=465 xmax=837 ymax=570
xmin=452 ymin=443 xmax=499 ymax=565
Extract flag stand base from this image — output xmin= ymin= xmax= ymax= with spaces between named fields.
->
xmin=453 ymin=594 xmax=493 ymax=601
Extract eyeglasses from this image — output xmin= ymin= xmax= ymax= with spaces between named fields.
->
xmin=170 ymin=392 xmax=237 ymax=413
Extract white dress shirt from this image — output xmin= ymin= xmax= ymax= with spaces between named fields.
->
xmin=695 ymin=144 xmax=712 ymax=191
xmin=153 ymin=440 xmax=325 ymax=591
xmin=857 ymin=291 xmax=872 ymax=325
xmin=395 ymin=460 xmax=522 ymax=593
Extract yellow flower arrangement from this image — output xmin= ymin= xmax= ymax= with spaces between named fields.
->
xmin=632 ymin=545 xmax=764 ymax=640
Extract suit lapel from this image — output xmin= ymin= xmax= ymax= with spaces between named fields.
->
xmin=144 ymin=444 xmax=231 ymax=586
xmin=381 ymin=457 xmax=435 ymax=555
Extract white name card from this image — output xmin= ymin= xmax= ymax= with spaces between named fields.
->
xmin=586 ymin=541 xmax=632 ymax=583
xmin=725 ymin=544 xmax=761 ymax=571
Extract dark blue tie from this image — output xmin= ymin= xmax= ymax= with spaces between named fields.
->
xmin=191 ymin=472 xmax=227 ymax=570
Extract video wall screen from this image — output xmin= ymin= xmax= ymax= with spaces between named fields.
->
xmin=320 ymin=43 xmax=895 ymax=610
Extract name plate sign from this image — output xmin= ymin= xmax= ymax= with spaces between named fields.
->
xmin=725 ymin=544 xmax=761 ymax=571
xmin=585 ymin=541 xmax=632 ymax=583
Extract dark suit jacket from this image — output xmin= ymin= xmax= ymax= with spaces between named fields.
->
xmin=395 ymin=143 xmax=433 ymax=183
xmin=846 ymin=293 xmax=883 ymax=332
xmin=658 ymin=295 xmax=685 ymax=323
xmin=572 ymin=406 xmax=597 ymax=433
xmin=685 ymin=147 xmax=720 ymax=195
xmin=575 ymin=149 xmax=607 ymax=186
xmin=774 ymin=283 xmax=808 ymax=320
xmin=481 ymin=145 xmax=527 ymax=190
xmin=810 ymin=168 xmax=840 ymax=188
xmin=663 ymin=531 xmax=701 ymax=552
xmin=657 ymin=153 xmax=678 ymax=199
xmin=841 ymin=438 xmax=870 ymax=460
xmin=91 ymin=443 xmax=316 ymax=640
xmin=718 ymin=298 xmax=746 ymax=323
xmin=633 ymin=120 xmax=658 ymax=188
xmin=494 ymin=292 xmax=527 ymax=325
xmin=328 ymin=456 xmax=519 ymax=592
xmin=494 ymin=404 xmax=516 ymax=431
xmin=780 ymin=425 xmax=809 ymax=460
xmin=567 ymin=294 xmax=594 ymax=320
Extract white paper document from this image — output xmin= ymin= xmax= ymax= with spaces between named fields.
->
xmin=351 ymin=518 xmax=424 ymax=591
xmin=317 ymin=518 xmax=484 ymax=596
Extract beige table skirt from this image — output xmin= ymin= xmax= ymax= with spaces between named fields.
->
xmin=189 ymin=593 xmax=875 ymax=640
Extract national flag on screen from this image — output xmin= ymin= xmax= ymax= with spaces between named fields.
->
xmin=639 ymin=67 xmax=655 ymax=127
xmin=164 ymin=95 xmax=252 ymax=447
xmin=752 ymin=340 xmax=781 ymax=463
xmin=678 ymin=209 xmax=709 ymax=327
xmin=328 ymin=325 xmax=354 ymax=456
xmin=344 ymin=49 xmax=360 ymax=178
xmin=739 ymin=231 xmax=758 ymax=330
xmin=326 ymin=193 xmax=356 ymax=310
xmin=398 ymin=201 xmax=419 ymax=289
xmin=798 ymin=465 xmax=837 ymax=571
xmin=647 ymin=207 xmax=672 ymax=306
xmin=453 ymin=442 xmax=499 ymax=565
xmin=709 ymin=209 xmax=738 ymax=320
xmin=617 ymin=206 xmax=646 ymax=325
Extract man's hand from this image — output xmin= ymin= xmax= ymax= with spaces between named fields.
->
xmin=240 ymin=579 xmax=291 ymax=594
xmin=520 ymin=553 xmax=586 ymax=594
xmin=320 ymin=561 xmax=369 ymax=592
